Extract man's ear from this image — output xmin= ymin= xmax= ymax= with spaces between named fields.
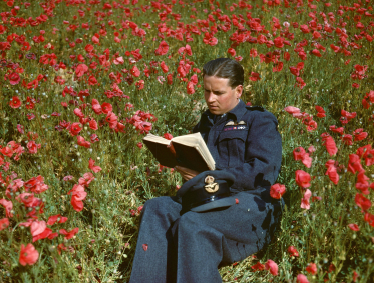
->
xmin=235 ymin=85 xmax=243 ymax=99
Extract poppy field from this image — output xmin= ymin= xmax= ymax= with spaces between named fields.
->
xmin=0 ymin=0 xmax=374 ymax=282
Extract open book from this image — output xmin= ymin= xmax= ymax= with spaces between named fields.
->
xmin=142 ymin=132 xmax=215 ymax=172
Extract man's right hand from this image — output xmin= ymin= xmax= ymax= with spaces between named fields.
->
xmin=175 ymin=166 xmax=199 ymax=181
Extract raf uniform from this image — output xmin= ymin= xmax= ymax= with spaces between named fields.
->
xmin=129 ymin=99 xmax=283 ymax=283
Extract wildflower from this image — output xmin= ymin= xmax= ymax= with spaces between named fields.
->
xmin=251 ymin=262 xmax=265 ymax=271
xmin=9 ymin=96 xmax=22 ymax=108
xmin=270 ymin=183 xmax=286 ymax=199
xmin=325 ymin=160 xmax=339 ymax=185
xmin=295 ymin=170 xmax=311 ymax=188
xmin=0 ymin=199 xmax=13 ymax=217
xmin=59 ymin=227 xmax=79 ymax=240
xmin=265 ymin=259 xmax=278 ymax=276
xmin=288 ymin=246 xmax=299 ymax=257
xmin=355 ymin=193 xmax=371 ymax=211
xmin=67 ymin=184 xmax=87 ymax=212
xmin=321 ymin=133 xmax=338 ymax=156
xmin=8 ymin=72 xmax=21 ymax=85
xmin=19 ymin=243 xmax=39 ymax=266
xmin=306 ymin=263 xmax=317 ymax=275
xmin=88 ymin=159 xmax=101 ymax=174
xmin=296 ymin=274 xmax=309 ymax=283
xmin=69 ymin=122 xmax=82 ymax=136
xmin=301 ymin=189 xmax=312 ymax=210
xmin=47 ymin=214 xmax=68 ymax=225
xmin=348 ymin=224 xmax=360 ymax=231
xmin=0 ymin=218 xmax=9 ymax=231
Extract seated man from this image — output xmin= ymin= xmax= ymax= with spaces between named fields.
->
xmin=129 ymin=58 xmax=283 ymax=283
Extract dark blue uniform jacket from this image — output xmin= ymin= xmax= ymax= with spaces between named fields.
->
xmin=193 ymin=99 xmax=282 ymax=195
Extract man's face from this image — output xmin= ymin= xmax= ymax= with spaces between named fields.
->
xmin=203 ymin=75 xmax=243 ymax=115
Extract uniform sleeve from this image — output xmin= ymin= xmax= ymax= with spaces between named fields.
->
xmin=217 ymin=111 xmax=282 ymax=192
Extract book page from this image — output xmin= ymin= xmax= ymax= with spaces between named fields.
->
xmin=172 ymin=133 xmax=215 ymax=170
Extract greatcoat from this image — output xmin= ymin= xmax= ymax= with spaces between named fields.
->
xmin=129 ymin=99 xmax=283 ymax=283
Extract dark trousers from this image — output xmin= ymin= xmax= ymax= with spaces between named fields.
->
xmin=129 ymin=191 xmax=282 ymax=283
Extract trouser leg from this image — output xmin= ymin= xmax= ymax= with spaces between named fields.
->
xmin=173 ymin=191 xmax=283 ymax=283
xmin=129 ymin=196 xmax=182 ymax=283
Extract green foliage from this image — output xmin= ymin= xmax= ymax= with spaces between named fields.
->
xmin=0 ymin=0 xmax=373 ymax=282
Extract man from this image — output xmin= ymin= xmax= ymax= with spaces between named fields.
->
xmin=129 ymin=58 xmax=282 ymax=282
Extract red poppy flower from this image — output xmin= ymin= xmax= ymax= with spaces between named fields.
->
xmin=0 ymin=199 xmax=13 ymax=218
xmin=340 ymin=109 xmax=356 ymax=124
xmin=47 ymin=214 xmax=68 ymax=225
xmin=341 ymin=134 xmax=353 ymax=145
xmin=88 ymin=158 xmax=101 ymax=173
xmin=272 ymin=62 xmax=283 ymax=72
xmin=287 ymin=246 xmax=299 ymax=257
xmin=310 ymin=49 xmax=322 ymax=57
xmin=67 ymin=184 xmax=86 ymax=212
xmin=315 ymin=105 xmax=326 ymax=117
xmin=321 ymin=134 xmax=338 ymax=156
xmin=0 ymin=217 xmax=9 ymax=231
xmin=296 ymin=274 xmax=309 ymax=283
xmin=78 ymin=172 xmax=94 ymax=187
xmin=75 ymin=64 xmax=88 ymax=78
xmin=163 ymin=133 xmax=173 ymax=140
xmin=90 ymin=134 xmax=99 ymax=143
xmin=348 ymin=223 xmax=360 ymax=231
xmin=353 ymin=129 xmax=368 ymax=141
xmin=325 ymin=160 xmax=339 ymax=185
xmin=295 ymin=170 xmax=311 ymax=188
xmin=30 ymin=220 xmax=47 ymax=238
xmin=355 ymin=171 xmax=370 ymax=195
xmin=89 ymin=119 xmax=98 ymax=131
xmin=251 ymin=262 xmax=265 ymax=271
xmin=19 ymin=243 xmax=39 ymax=266
xmin=306 ymin=263 xmax=317 ymax=275
xmin=355 ymin=193 xmax=371 ymax=211
xmin=26 ymin=140 xmax=41 ymax=154
xmin=130 ymin=65 xmax=140 ymax=77
xmin=265 ymin=259 xmax=278 ymax=276
xmin=249 ymin=72 xmax=261 ymax=81
xmin=329 ymin=125 xmax=344 ymax=135
xmin=15 ymin=192 xmax=34 ymax=207
xmin=154 ymin=41 xmax=169 ymax=55
xmin=69 ymin=122 xmax=82 ymax=136
xmin=105 ymin=112 xmax=118 ymax=129
xmin=227 ymin=48 xmax=236 ymax=56
xmin=77 ymin=136 xmax=90 ymax=148
xmin=270 ymin=183 xmax=286 ymax=199
xmin=160 ymin=61 xmax=169 ymax=73
xmin=8 ymin=72 xmax=20 ymax=85
xmin=59 ymin=227 xmax=79 ymax=240
xmin=348 ymin=154 xmax=363 ymax=174
xmin=301 ymin=189 xmax=312 ymax=209
xmin=284 ymin=106 xmax=300 ymax=115
xmin=9 ymin=96 xmax=22 ymax=108
xmin=364 ymin=213 xmax=374 ymax=227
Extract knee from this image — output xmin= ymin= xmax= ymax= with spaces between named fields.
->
xmin=178 ymin=212 xmax=202 ymax=234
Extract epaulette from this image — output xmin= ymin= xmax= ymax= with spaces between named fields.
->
xmin=245 ymin=105 xmax=265 ymax=112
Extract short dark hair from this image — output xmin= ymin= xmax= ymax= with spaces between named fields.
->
xmin=203 ymin=58 xmax=244 ymax=88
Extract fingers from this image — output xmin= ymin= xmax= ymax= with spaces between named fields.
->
xmin=175 ymin=166 xmax=199 ymax=181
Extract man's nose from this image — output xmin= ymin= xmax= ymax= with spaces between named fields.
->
xmin=206 ymin=92 xmax=216 ymax=103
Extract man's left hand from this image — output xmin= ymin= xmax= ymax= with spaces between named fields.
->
xmin=175 ymin=166 xmax=199 ymax=181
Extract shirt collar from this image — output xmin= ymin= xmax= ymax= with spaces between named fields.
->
xmin=202 ymin=99 xmax=247 ymax=124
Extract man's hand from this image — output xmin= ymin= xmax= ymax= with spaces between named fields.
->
xmin=175 ymin=166 xmax=199 ymax=181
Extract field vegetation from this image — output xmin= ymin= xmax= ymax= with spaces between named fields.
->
xmin=0 ymin=0 xmax=373 ymax=282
